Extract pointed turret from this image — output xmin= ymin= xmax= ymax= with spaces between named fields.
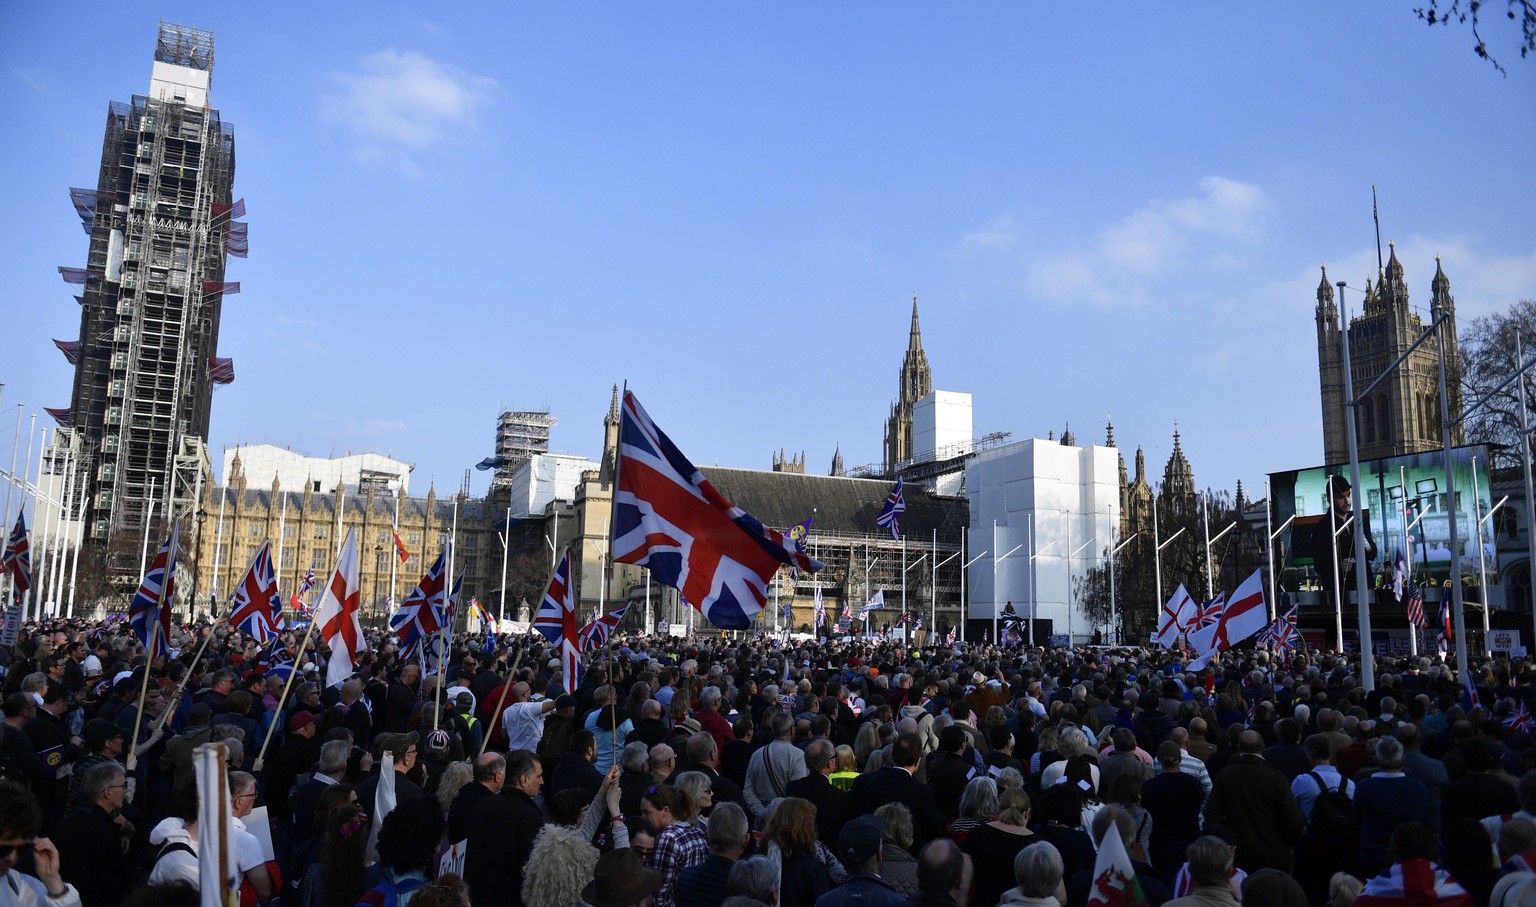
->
xmin=1380 ymin=240 xmax=1409 ymax=309
xmin=830 ymin=445 xmax=844 ymax=477
xmin=600 ymin=384 xmax=621 ymax=489
xmin=1061 ymin=423 xmax=1075 ymax=447
xmin=1105 ymin=414 xmax=1116 ymax=448
xmin=1316 ymin=264 xmax=1338 ymax=327
xmin=909 ymin=291 xmax=922 ymax=349
xmin=1431 ymin=255 xmax=1455 ymax=313
xmin=1135 ymin=447 xmax=1145 ymax=482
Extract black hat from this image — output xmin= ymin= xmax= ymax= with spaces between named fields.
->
xmin=838 ymin=814 xmax=884 ymax=865
xmin=582 ymin=848 xmax=663 ymax=907
xmin=83 ymin=718 xmax=126 ymax=749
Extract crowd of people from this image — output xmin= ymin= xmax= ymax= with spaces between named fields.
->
xmin=2 ymin=615 xmax=1536 ymax=907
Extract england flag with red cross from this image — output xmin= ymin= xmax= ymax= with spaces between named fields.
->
xmin=611 ymin=391 xmax=822 ymax=630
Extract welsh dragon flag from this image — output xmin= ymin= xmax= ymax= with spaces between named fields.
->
xmin=1086 ymin=817 xmax=1150 ymax=907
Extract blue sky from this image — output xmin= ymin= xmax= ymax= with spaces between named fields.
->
xmin=3 ymin=5 xmax=1533 ymax=502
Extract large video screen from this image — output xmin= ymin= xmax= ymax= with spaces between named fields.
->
xmin=1268 ymin=445 xmax=1494 ymax=585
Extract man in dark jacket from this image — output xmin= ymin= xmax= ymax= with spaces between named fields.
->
xmin=465 ymin=749 xmax=546 ymax=907
xmin=55 ymin=761 xmax=134 ymax=907
xmin=785 ymin=739 xmax=848 ymax=852
xmin=924 ymin=727 xmax=973 ymax=821
xmin=546 ymin=729 xmax=602 ymax=802
xmin=900 ymin=839 xmax=972 ymax=907
xmin=355 ymin=732 xmax=428 ymax=813
xmin=24 ymin=685 xmax=80 ymax=832
xmin=384 ymin=664 xmax=419 ymax=734
xmin=849 ymin=733 xmax=945 ymax=851
xmin=1203 ymin=730 xmax=1305 ymax=871
xmin=448 ymin=752 xmax=503 ymax=844
xmin=1 ymin=694 xmax=54 ymax=791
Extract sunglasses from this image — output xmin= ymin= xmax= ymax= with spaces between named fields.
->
xmin=0 ymin=842 xmax=35 ymax=860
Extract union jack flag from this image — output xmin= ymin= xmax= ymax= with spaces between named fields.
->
xmin=256 ymin=633 xmax=292 ymax=673
xmin=392 ymin=545 xmax=450 ymax=659
xmin=875 ymin=477 xmax=905 ymax=539
xmin=611 ymin=391 xmax=821 ymax=630
xmin=290 ymin=592 xmax=312 ymax=619
xmin=1185 ymin=593 xmax=1227 ymax=653
xmin=535 ymin=548 xmax=581 ymax=688
xmin=913 ymin=616 xmax=923 ymax=632
xmin=298 ymin=567 xmax=318 ymax=595
xmin=2 ymin=511 xmax=30 ymax=596
xmin=896 ymin=611 xmax=910 ymax=626
xmin=1505 ymin=701 xmax=1533 ymax=734
xmin=129 ymin=526 xmax=178 ymax=654
xmin=314 ymin=529 xmax=362 ymax=687
xmin=1261 ymin=604 xmax=1301 ymax=653
xmin=229 ymin=540 xmax=282 ymax=643
xmin=579 ymin=603 xmax=630 ymax=652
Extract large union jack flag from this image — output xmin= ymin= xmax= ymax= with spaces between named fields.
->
xmin=129 ymin=525 xmax=178 ymax=653
xmin=1259 ymin=604 xmax=1301 ymax=653
xmin=391 ymin=545 xmax=450 ymax=659
xmin=2 ymin=511 xmax=30 ymax=596
xmin=229 ymin=540 xmax=282 ymax=643
xmin=875 ymin=477 xmax=905 ymax=539
xmin=535 ymin=548 xmax=581 ymax=688
xmin=314 ymin=529 xmax=362 ymax=687
xmin=1505 ymin=701 xmax=1533 ymax=735
xmin=579 ymin=603 xmax=630 ymax=652
xmin=612 ymin=391 xmax=821 ymax=630
xmin=298 ymin=567 xmax=318 ymax=595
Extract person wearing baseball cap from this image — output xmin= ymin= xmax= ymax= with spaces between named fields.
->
xmin=819 ymin=813 xmax=904 ymax=907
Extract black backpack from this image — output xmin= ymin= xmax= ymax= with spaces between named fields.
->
xmin=1305 ymin=770 xmax=1357 ymax=862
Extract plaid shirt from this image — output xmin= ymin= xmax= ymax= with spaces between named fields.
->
xmin=650 ymin=821 xmax=708 ymax=907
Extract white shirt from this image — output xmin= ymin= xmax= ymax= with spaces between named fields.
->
xmin=0 ymin=871 xmax=79 ymax=907
xmin=231 ymin=816 xmax=265 ymax=874
xmin=502 ymin=700 xmax=548 ymax=752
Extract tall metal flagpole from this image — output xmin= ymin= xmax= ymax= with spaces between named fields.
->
xmin=391 ymin=489 xmax=403 ymax=620
xmin=1433 ymin=309 xmax=1470 ymax=686
xmin=1202 ymin=493 xmax=1214 ymax=601
xmin=1402 ymin=465 xmax=1418 ymax=657
xmin=1152 ymin=500 xmax=1164 ymax=616
xmin=901 ymin=535 xmax=907 ymax=635
xmin=992 ymin=520 xmax=999 ymax=644
xmin=1341 ymin=282 xmax=1379 ymax=690
xmin=33 ymin=429 xmax=53 ymax=616
xmin=930 ymin=529 xmax=938 ymax=635
xmin=139 ymin=477 xmax=158 ymax=603
xmin=50 ymin=440 xmax=76 ymax=616
xmin=21 ymin=417 xmax=36 ymax=619
xmin=1519 ymin=330 xmax=1536 ymax=653
xmin=276 ymin=492 xmax=288 ymax=603
xmin=2 ymin=405 xmax=19 ymax=608
xmin=212 ymin=485 xmax=226 ymax=602
xmin=498 ymin=487 xmax=511 ymax=625
xmin=67 ymin=496 xmax=89 ymax=619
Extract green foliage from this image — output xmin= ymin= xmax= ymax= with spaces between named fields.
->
xmin=1416 ymin=0 xmax=1536 ymax=73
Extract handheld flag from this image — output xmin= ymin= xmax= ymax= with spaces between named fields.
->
xmin=611 ymin=391 xmax=821 ymax=630
xmin=1505 ymin=702 xmax=1533 ymax=735
xmin=229 ymin=541 xmax=282 ymax=642
xmin=534 ymin=548 xmax=581 ymax=688
xmin=1188 ymin=571 xmax=1268 ymax=671
xmin=812 ymin=588 xmax=825 ymax=628
xmin=1154 ymin=584 xmax=1196 ymax=648
xmin=469 ymin=597 xmax=493 ymax=626
xmin=2 ymin=511 xmax=31 ymax=596
xmin=298 ymin=567 xmax=318 ymax=595
xmin=579 ymin=603 xmax=630 ymax=652
xmin=875 ymin=477 xmax=905 ymax=539
xmin=785 ymin=515 xmax=813 ymax=580
xmin=129 ymin=526 xmax=179 ymax=654
xmin=1084 ymin=802 xmax=1152 ymax=907
xmin=314 ymin=528 xmax=362 ymax=687
xmin=391 ymin=545 xmax=450 ymax=661
xmin=1184 ymin=593 xmax=1227 ymax=654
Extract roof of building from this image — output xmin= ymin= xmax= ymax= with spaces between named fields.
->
xmin=699 ymin=466 xmax=966 ymax=540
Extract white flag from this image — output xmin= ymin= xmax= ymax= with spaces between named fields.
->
xmin=193 ymin=742 xmax=238 ymax=907
xmin=861 ymin=589 xmax=885 ymax=616
xmin=313 ymin=528 xmax=362 ymax=687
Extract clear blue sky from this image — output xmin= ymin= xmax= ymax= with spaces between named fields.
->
xmin=3 ymin=5 xmax=1533 ymax=502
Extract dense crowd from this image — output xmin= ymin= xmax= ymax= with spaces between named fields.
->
xmin=2 ymin=616 xmax=1536 ymax=907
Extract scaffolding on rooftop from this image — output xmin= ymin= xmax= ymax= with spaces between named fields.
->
xmin=155 ymin=21 xmax=215 ymax=73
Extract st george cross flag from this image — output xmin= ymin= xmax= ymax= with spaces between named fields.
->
xmin=861 ymin=589 xmax=886 ymax=617
xmin=391 ymin=545 xmax=450 ymax=661
xmin=875 ymin=477 xmax=905 ymax=539
xmin=129 ymin=525 xmax=178 ymax=654
xmin=229 ymin=540 xmax=282 ymax=643
xmin=2 ymin=511 xmax=30 ymax=596
xmin=579 ymin=603 xmax=630 ymax=652
xmin=534 ymin=548 xmax=581 ymax=689
xmin=611 ymin=391 xmax=821 ymax=630
xmin=1084 ymin=803 xmax=1151 ymax=907
xmin=784 ymin=515 xmax=813 ymax=580
xmin=314 ymin=528 xmax=362 ymax=687
xmin=1353 ymin=859 xmax=1470 ymax=907
xmin=1188 ymin=570 xmax=1269 ymax=671
xmin=1154 ymin=584 xmax=1196 ymax=648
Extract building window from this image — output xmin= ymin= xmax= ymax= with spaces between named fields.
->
xmin=314 ymin=526 xmax=328 ymax=540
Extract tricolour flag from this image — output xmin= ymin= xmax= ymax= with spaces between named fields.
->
xmin=391 ymin=545 xmax=450 ymax=661
xmin=314 ymin=528 xmax=362 ymax=687
xmin=875 ymin=477 xmax=905 ymax=539
xmin=611 ymin=391 xmax=821 ymax=630
xmin=1439 ymin=595 xmax=1454 ymax=645
xmin=1353 ymin=858 xmax=1470 ymax=907
xmin=534 ymin=548 xmax=581 ymax=688
xmin=128 ymin=526 xmax=178 ymax=654
xmin=579 ymin=603 xmax=630 ymax=652
xmin=229 ymin=540 xmax=282 ymax=643
xmin=2 ymin=511 xmax=31 ymax=596
xmin=1085 ymin=805 xmax=1151 ymax=907
xmin=812 ymin=588 xmax=825 ymax=628
xmin=1154 ymin=584 xmax=1195 ymax=647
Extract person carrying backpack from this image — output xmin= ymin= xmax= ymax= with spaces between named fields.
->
xmin=1291 ymin=733 xmax=1357 ymax=905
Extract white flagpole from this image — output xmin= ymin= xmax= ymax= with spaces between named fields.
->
xmin=498 ymin=486 xmax=511 ymax=624
xmin=1202 ymin=492 xmax=1214 ymax=601
xmin=930 ymin=528 xmax=937 ymax=637
xmin=901 ymin=535 xmax=907 ymax=640
xmin=1265 ymin=480 xmax=1277 ymax=624
xmin=20 ymin=416 xmax=36 ymax=619
xmin=1152 ymin=500 xmax=1164 ymax=625
xmin=50 ymin=439 xmax=76 ymax=617
xmin=1472 ymin=457 xmax=1493 ymax=653
xmin=139 ymin=476 xmax=158 ymax=600
xmin=67 ymin=495 xmax=89 ymax=619
xmin=276 ymin=491 xmax=288 ymax=591
xmin=2 ymin=405 xmax=19 ymax=609
xmin=335 ymin=486 xmax=346 ymax=562
xmin=598 ymin=516 xmax=608 ymax=618
xmin=391 ymin=488 xmax=402 ymax=617
xmin=33 ymin=429 xmax=54 ymax=617
xmin=1402 ymin=465 xmax=1418 ymax=658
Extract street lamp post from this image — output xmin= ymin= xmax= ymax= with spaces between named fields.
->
xmin=864 ymin=555 xmax=882 ymax=636
xmin=192 ymin=507 xmax=208 ymax=622
xmin=374 ymin=544 xmax=384 ymax=624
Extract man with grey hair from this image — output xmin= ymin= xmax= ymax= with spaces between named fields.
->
xmin=695 ymin=686 xmax=735 ymax=752
xmin=728 ymin=855 xmax=780 ymax=906
xmin=650 ymin=742 xmax=678 ymax=785
xmin=1169 ymin=727 xmax=1212 ymax=795
xmin=55 ymin=761 xmax=132 ymax=907
xmin=288 ymin=738 xmax=351 ymax=879
xmin=619 ymin=741 xmax=654 ymax=817
xmin=229 ymin=771 xmax=275 ymax=906
xmin=786 ymin=738 xmax=847 ymax=851
xmin=1040 ymin=727 xmax=1099 ymax=790
xmin=678 ymin=802 xmax=750 ymax=907
xmin=449 ymin=752 xmax=505 ymax=843
xmin=1352 ymin=735 xmax=1428 ymax=878
xmin=743 ymin=712 xmax=807 ymax=820
xmin=684 ymin=731 xmax=745 ymax=811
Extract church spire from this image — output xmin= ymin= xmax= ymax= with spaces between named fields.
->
xmin=909 ymin=291 xmax=922 ymax=351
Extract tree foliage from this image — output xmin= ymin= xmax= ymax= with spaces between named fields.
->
xmin=1416 ymin=0 xmax=1536 ymax=72
xmin=1460 ymin=299 xmax=1536 ymax=470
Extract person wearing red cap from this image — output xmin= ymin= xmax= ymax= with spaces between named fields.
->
xmin=264 ymin=710 xmax=322 ymax=870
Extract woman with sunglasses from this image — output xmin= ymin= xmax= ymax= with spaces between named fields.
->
xmin=0 ymin=781 xmax=76 ymax=907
